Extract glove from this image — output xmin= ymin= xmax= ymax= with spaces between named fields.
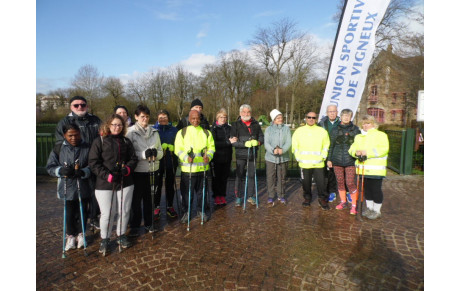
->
xmin=167 ymin=144 xmax=174 ymax=152
xmin=59 ymin=166 xmax=75 ymax=177
xmin=74 ymin=169 xmax=85 ymax=178
xmin=161 ymin=143 xmax=168 ymax=150
xmin=152 ymin=148 xmax=158 ymax=157
xmin=251 ymin=140 xmax=258 ymax=147
xmin=121 ymin=166 xmax=130 ymax=176
xmin=188 ymin=148 xmax=195 ymax=158
xmin=111 ymin=164 xmax=121 ymax=174
xmin=245 ymin=141 xmax=252 ymax=148
xmin=145 ymin=148 xmax=154 ymax=158
xmin=357 ymin=155 xmax=367 ymax=162
xmin=109 ymin=172 xmax=121 ymax=183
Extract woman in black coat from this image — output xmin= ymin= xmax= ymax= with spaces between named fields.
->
xmin=89 ymin=114 xmax=138 ymax=255
xmin=211 ymin=109 xmax=233 ymax=205
xmin=327 ymin=109 xmax=361 ymax=215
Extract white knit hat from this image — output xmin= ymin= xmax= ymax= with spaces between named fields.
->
xmin=270 ymin=109 xmax=282 ymax=121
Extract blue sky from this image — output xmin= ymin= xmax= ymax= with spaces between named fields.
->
xmin=36 ymin=0 xmax=343 ymax=93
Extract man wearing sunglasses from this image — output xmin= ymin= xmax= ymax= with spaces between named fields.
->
xmin=292 ymin=112 xmax=331 ymax=210
xmin=55 ymin=96 xmax=102 ymax=230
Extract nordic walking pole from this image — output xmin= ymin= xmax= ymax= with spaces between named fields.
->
xmin=75 ymin=160 xmax=88 ymax=256
xmin=169 ymin=149 xmax=182 ymax=218
xmin=201 ymin=148 xmax=207 ymax=225
xmin=253 ymin=145 xmax=259 ymax=209
xmin=187 ymin=147 xmax=194 ymax=231
xmin=103 ymin=162 xmax=118 ymax=257
xmin=62 ymin=162 xmax=68 ymax=259
xmin=243 ymin=146 xmax=250 ymax=211
xmin=149 ymin=156 xmax=156 ymax=235
xmin=356 ymin=159 xmax=365 ymax=221
xmin=119 ymin=162 xmax=125 ymax=253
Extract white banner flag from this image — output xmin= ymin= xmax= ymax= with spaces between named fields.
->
xmin=319 ymin=0 xmax=391 ymax=120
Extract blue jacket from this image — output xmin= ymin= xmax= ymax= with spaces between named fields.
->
xmin=153 ymin=122 xmax=178 ymax=169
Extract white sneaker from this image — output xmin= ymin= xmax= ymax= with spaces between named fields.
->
xmin=76 ymin=233 xmax=85 ymax=249
xmin=65 ymin=235 xmax=76 ymax=251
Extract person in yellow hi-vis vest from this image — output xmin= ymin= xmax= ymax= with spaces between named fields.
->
xmin=349 ymin=115 xmax=389 ymax=220
xmin=175 ymin=110 xmax=215 ymax=224
xmin=292 ymin=112 xmax=331 ymax=210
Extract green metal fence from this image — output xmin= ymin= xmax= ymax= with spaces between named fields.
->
xmin=385 ymin=129 xmax=416 ymax=175
xmin=37 ymin=133 xmax=56 ymax=175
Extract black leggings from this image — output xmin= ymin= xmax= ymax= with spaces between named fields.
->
xmin=363 ymin=178 xmax=384 ymax=204
xmin=65 ymin=199 xmax=89 ymax=236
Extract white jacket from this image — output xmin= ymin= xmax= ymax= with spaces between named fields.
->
xmin=126 ymin=123 xmax=163 ymax=172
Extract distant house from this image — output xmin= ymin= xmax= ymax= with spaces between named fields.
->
xmin=40 ymin=95 xmax=68 ymax=111
xmin=356 ymin=45 xmax=424 ymax=128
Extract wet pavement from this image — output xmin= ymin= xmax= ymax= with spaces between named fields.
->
xmin=36 ymin=174 xmax=424 ymax=290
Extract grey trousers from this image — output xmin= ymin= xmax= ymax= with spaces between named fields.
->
xmin=95 ymin=184 xmax=134 ymax=239
xmin=266 ymin=161 xmax=287 ymax=199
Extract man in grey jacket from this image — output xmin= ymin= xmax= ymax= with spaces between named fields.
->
xmin=264 ymin=109 xmax=292 ymax=206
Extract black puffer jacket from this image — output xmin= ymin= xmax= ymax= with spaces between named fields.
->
xmin=327 ymin=122 xmax=361 ymax=167
xmin=89 ymin=134 xmax=138 ymax=190
xmin=230 ymin=117 xmax=264 ymax=160
xmin=211 ymin=122 xmax=233 ymax=164
xmin=55 ymin=112 xmax=101 ymax=144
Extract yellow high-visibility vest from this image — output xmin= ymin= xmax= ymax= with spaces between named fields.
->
xmin=292 ymin=124 xmax=329 ymax=169
xmin=349 ymin=128 xmax=389 ymax=176
xmin=174 ymin=125 xmax=215 ymax=173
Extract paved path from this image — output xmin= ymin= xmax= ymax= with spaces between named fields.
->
xmin=36 ymin=174 xmax=424 ymax=290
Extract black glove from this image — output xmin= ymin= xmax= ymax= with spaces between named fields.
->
xmin=59 ymin=166 xmax=75 ymax=177
xmin=188 ymin=148 xmax=195 ymax=159
xmin=357 ymin=155 xmax=368 ymax=162
xmin=74 ymin=169 xmax=85 ymax=178
xmin=145 ymin=148 xmax=154 ymax=158
xmin=152 ymin=148 xmax=157 ymax=158
xmin=111 ymin=164 xmax=121 ymax=174
xmin=110 ymin=172 xmax=121 ymax=183
xmin=121 ymin=166 xmax=129 ymax=176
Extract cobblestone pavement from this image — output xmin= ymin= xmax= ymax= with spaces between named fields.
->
xmin=37 ymin=174 xmax=423 ymax=290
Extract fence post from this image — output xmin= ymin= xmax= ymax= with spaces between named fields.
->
xmin=402 ymin=128 xmax=415 ymax=175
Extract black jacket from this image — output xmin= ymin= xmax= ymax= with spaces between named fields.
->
xmin=211 ymin=122 xmax=233 ymax=164
xmin=327 ymin=122 xmax=361 ymax=167
xmin=89 ymin=135 xmax=138 ymax=190
xmin=55 ymin=112 xmax=102 ymax=144
xmin=230 ymin=117 xmax=264 ymax=160
xmin=176 ymin=113 xmax=210 ymax=131
xmin=46 ymin=141 xmax=92 ymax=200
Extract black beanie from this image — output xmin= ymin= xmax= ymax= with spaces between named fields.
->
xmin=190 ymin=99 xmax=203 ymax=109
xmin=114 ymin=105 xmax=129 ymax=115
xmin=69 ymin=96 xmax=87 ymax=104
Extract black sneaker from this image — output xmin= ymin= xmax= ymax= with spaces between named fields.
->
xmin=117 ymin=235 xmax=132 ymax=249
xmin=302 ymin=199 xmax=311 ymax=207
xmin=99 ymin=238 xmax=109 ymax=256
xmin=180 ymin=212 xmax=189 ymax=224
xmin=318 ymin=199 xmax=330 ymax=210
xmin=197 ymin=211 xmax=209 ymax=223
xmin=167 ymin=207 xmax=178 ymax=218
xmin=127 ymin=228 xmax=140 ymax=238
xmin=144 ymin=225 xmax=155 ymax=233
xmin=91 ymin=219 xmax=100 ymax=230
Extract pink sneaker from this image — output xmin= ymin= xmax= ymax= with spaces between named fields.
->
xmin=335 ymin=202 xmax=347 ymax=210
xmin=350 ymin=206 xmax=357 ymax=215
xmin=214 ymin=197 xmax=221 ymax=205
xmin=221 ymin=197 xmax=227 ymax=205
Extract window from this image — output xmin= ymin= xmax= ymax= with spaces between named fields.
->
xmin=392 ymin=93 xmax=397 ymax=104
xmin=371 ymin=85 xmax=378 ymax=96
xmin=367 ymin=108 xmax=385 ymax=123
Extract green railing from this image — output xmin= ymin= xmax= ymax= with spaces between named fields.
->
xmin=385 ymin=129 xmax=415 ymax=175
xmin=37 ymin=133 xmax=56 ymax=175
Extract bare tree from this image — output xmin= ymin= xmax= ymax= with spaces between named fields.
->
xmin=102 ymin=77 xmax=125 ymax=107
xmin=286 ymin=34 xmax=319 ymax=126
xmin=149 ymin=70 xmax=170 ymax=114
xmin=333 ymin=0 xmax=423 ymax=54
xmin=126 ymin=74 xmax=150 ymax=105
xmin=169 ymin=65 xmax=197 ymax=119
xmin=71 ymin=64 xmax=104 ymax=112
xmin=249 ymin=18 xmax=302 ymax=109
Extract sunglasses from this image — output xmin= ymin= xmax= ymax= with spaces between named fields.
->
xmin=306 ymin=116 xmax=316 ymax=119
xmin=72 ymin=103 xmax=87 ymax=108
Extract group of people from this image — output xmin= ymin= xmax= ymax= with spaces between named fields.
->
xmin=46 ymin=96 xmax=389 ymax=257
